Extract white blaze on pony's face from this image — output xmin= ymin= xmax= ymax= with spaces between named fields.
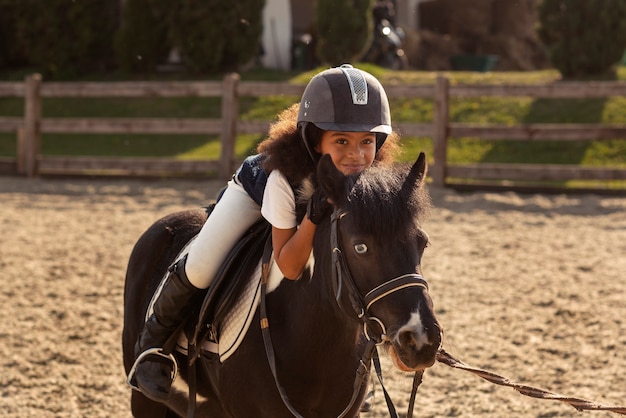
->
xmin=388 ymin=310 xmax=436 ymax=371
xmin=399 ymin=311 xmax=431 ymax=348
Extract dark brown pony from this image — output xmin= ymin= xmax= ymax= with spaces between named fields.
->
xmin=122 ymin=153 xmax=442 ymax=417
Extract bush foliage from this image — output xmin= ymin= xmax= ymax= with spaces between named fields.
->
xmin=537 ymin=0 xmax=626 ymax=78
xmin=316 ymin=0 xmax=373 ymax=66
xmin=0 ymin=1 xmax=25 ymax=69
xmin=0 ymin=0 xmax=118 ymax=78
xmin=169 ymin=0 xmax=264 ymax=73
xmin=114 ymin=0 xmax=171 ymax=73
xmin=1 ymin=0 xmax=264 ymax=77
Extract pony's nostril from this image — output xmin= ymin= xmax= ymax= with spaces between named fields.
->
xmin=399 ymin=329 xmax=425 ymax=350
xmin=398 ymin=330 xmax=413 ymax=347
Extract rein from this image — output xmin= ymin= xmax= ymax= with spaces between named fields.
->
xmin=259 ymin=209 xmax=428 ymax=418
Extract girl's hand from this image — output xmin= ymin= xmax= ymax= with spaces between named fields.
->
xmin=306 ymin=189 xmax=332 ymax=225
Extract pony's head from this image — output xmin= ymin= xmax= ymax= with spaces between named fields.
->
xmin=316 ymin=152 xmax=442 ymax=371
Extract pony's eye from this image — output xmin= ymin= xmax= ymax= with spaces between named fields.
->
xmin=354 ymin=243 xmax=368 ymax=254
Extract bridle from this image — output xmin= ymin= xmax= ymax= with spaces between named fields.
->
xmin=260 ymin=208 xmax=430 ymax=418
xmin=330 ymin=209 xmax=430 ymax=344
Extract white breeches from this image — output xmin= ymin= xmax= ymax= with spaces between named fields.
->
xmin=184 ymin=180 xmax=261 ymax=289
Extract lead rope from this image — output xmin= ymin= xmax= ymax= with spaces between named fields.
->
xmin=437 ymin=349 xmax=626 ymax=415
xmin=362 ymin=348 xmax=626 ymax=418
xmin=386 ymin=349 xmax=626 ymax=418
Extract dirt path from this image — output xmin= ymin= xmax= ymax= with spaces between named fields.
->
xmin=1 ymin=176 xmax=624 ymax=417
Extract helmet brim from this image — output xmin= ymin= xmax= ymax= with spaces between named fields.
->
xmin=312 ymin=122 xmax=392 ymax=134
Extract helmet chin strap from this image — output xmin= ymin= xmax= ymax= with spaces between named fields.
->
xmin=300 ymin=122 xmax=320 ymax=163
xmin=376 ymin=132 xmax=388 ymax=151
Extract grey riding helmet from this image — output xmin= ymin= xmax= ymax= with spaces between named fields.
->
xmin=297 ymin=64 xmax=392 ymax=160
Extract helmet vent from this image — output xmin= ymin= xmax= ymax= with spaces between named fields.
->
xmin=340 ymin=67 xmax=368 ymax=105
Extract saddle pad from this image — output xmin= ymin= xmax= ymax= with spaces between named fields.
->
xmin=218 ymin=256 xmax=287 ymax=362
xmin=216 ymin=261 xmax=263 ymax=361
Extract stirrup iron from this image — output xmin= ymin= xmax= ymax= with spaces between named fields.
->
xmin=126 ymin=348 xmax=179 ymax=391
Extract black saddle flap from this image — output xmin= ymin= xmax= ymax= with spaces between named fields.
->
xmin=190 ymin=218 xmax=272 ymax=357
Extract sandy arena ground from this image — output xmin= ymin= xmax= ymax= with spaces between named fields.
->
xmin=0 ymin=176 xmax=624 ymax=417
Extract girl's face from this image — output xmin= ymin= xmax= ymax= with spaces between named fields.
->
xmin=315 ymin=130 xmax=376 ymax=175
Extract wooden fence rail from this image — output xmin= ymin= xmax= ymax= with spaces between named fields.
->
xmin=0 ymin=73 xmax=625 ymax=189
xmin=438 ymin=77 xmax=626 ymax=189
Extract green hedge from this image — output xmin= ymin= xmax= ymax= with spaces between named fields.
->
xmin=169 ymin=0 xmax=264 ymax=73
xmin=1 ymin=0 xmax=265 ymax=77
xmin=114 ymin=0 xmax=171 ymax=73
xmin=316 ymin=0 xmax=373 ymax=65
xmin=538 ymin=0 xmax=626 ymax=78
xmin=1 ymin=0 xmax=118 ymax=78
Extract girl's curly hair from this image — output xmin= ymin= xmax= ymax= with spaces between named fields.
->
xmin=257 ymin=103 xmax=401 ymax=186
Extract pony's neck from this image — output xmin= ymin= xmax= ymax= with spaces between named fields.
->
xmin=310 ymin=223 xmax=363 ymax=333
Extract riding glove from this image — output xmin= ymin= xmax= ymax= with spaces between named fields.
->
xmin=306 ymin=189 xmax=332 ymax=225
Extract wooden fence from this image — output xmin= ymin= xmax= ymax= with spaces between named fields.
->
xmin=1 ymin=73 xmax=626 ymax=189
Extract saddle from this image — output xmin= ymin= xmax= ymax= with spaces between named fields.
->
xmin=176 ymin=216 xmax=273 ymax=363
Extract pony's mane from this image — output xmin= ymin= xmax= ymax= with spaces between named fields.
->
xmin=343 ymin=163 xmax=431 ymax=242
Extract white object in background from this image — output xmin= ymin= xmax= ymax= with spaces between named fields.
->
xmin=261 ymin=0 xmax=292 ymax=70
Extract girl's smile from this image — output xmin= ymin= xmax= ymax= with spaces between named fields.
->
xmin=316 ymin=131 xmax=377 ymax=175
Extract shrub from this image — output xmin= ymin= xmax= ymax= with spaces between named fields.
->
xmin=10 ymin=0 xmax=118 ymax=78
xmin=537 ymin=0 xmax=626 ymax=78
xmin=0 ymin=1 xmax=26 ymax=69
xmin=114 ymin=0 xmax=172 ymax=73
xmin=170 ymin=0 xmax=264 ymax=73
xmin=316 ymin=0 xmax=373 ymax=66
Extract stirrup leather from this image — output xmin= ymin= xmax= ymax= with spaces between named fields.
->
xmin=126 ymin=348 xmax=179 ymax=391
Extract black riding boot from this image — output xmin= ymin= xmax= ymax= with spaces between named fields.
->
xmin=134 ymin=256 xmax=202 ymax=402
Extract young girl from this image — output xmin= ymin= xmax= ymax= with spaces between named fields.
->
xmin=131 ymin=64 xmax=401 ymax=401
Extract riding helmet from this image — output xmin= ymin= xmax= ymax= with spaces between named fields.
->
xmin=297 ymin=64 xmax=392 ymax=160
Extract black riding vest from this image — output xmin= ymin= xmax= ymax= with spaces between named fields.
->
xmin=234 ymin=154 xmax=268 ymax=206
xmin=234 ymin=154 xmax=307 ymax=222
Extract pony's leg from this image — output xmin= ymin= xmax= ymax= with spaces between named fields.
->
xmin=131 ymin=256 xmax=204 ymax=402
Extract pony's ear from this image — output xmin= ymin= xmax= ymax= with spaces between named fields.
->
xmin=411 ymin=152 xmax=428 ymax=186
xmin=401 ymin=152 xmax=428 ymax=198
xmin=317 ymin=154 xmax=346 ymax=206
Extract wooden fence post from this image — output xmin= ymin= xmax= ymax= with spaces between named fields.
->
xmin=23 ymin=73 xmax=42 ymax=177
xmin=220 ymin=73 xmax=240 ymax=180
xmin=432 ymin=75 xmax=449 ymax=187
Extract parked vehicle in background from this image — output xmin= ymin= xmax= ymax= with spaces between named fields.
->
xmin=362 ymin=0 xmax=409 ymax=70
